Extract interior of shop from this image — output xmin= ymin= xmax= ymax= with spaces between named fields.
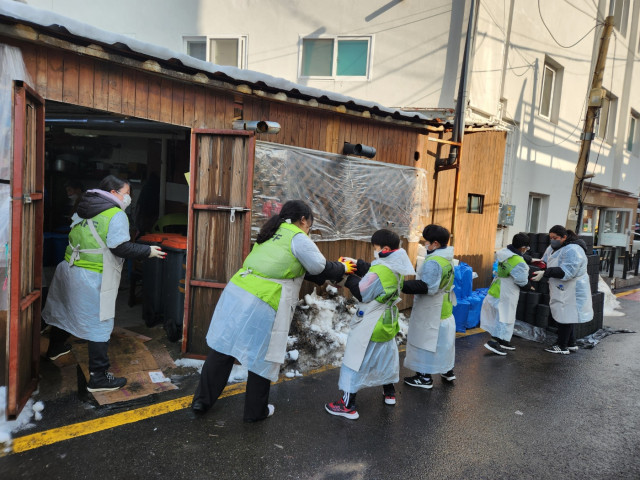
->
xmin=42 ymin=100 xmax=190 ymax=338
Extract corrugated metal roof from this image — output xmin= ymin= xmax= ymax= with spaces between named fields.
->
xmin=0 ymin=0 xmax=455 ymax=126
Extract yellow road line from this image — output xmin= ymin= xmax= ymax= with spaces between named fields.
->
xmin=11 ymin=332 xmax=482 ymax=454
xmin=615 ymin=287 xmax=640 ymax=297
xmin=457 ymin=327 xmax=484 ymax=338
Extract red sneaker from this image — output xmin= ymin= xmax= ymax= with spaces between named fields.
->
xmin=324 ymin=399 xmax=359 ymax=420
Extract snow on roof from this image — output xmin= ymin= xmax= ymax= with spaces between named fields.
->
xmin=0 ymin=0 xmax=454 ymax=125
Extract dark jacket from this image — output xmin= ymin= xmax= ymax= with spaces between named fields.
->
xmin=76 ymin=192 xmax=150 ymax=260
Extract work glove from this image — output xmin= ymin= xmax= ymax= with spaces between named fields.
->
xmin=149 ymin=245 xmax=167 ymax=259
xmin=530 ymin=270 xmax=544 ymax=282
xmin=338 ymin=257 xmax=357 ymax=275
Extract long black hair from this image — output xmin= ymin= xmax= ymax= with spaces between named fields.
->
xmin=256 ymin=200 xmax=314 ymax=244
xmin=99 ymin=175 xmax=128 ymax=193
xmin=549 ymin=224 xmax=579 ymax=242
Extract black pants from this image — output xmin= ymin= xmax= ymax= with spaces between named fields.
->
xmin=48 ymin=326 xmax=110 ymax=372
xmin=557 ymin=323 xmax=576 ymax=349
xmin=193 ymin=349 xmax=271 ymax=422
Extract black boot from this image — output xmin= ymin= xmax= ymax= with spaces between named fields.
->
xmin=87 ymin=371 xmax=127 ymax=392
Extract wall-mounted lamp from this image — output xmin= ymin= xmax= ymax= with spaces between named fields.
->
xmin=343 ymin=142 xmax=376 ymax=158
xmin=232 ymin=120 xmax=281 ymax=134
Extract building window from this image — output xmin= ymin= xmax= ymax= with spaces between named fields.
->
xmin=627 ymin=110 xmax=639 ymax=154
xmin=467 ymin=194 xmax=484 ymax=214
xmin=597 ymin=90 xmax=617 ymax=144
xmin=526 ymin=195 xmax=542 ymax=232
xmin=613 ymin=0 xmax=630 ymax=37
xmin=184 ymin=36 xmax=247 ymax=68
xmin=301 ymin=37 xmax=371 ymax=78
xmin=539 ymin=59 xmax=563 ymax=123
xmin=185 ymin=37 xmax=206 ymax=61
xmin=210 ymin=38 xmax=246 ymax=67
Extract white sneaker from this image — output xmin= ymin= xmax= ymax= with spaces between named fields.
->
xmin=267 ymin=404 xmax=275 ymax=417
xmin=567 ymin=345 xmax=579 ymax=352
xmin=544 ymin=345 xmax=569 ymax=355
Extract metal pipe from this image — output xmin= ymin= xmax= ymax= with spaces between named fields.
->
xmin=447 ymin=0 xmax=477 ymax=165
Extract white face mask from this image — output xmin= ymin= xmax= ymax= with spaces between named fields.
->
xmin=373 ymin=250 xmax=380 ymax=260
xmin=121 ymin=194 xmax=132 ymax=209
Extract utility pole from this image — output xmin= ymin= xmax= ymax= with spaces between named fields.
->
xmin=565 ymin=15 xmax=614 ymax=233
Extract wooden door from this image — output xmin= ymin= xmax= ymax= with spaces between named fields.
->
xmin=6 ymin=81 xmax=45 ymax=419
xmin=182 ymin=130 xmax=255 ymax=356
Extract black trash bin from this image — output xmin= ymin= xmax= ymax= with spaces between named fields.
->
xmin=161 ymin=236 xmax=188 ymax=342
xmin=138 ymin=233 xmax=170 ymax=327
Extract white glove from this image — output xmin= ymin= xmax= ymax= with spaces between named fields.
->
xmin=530 ymin=270 xmax=544 ymax=282
xmin=531 ymin=258 xmax=542 ymax=262
xmin=149 ymin=245 xmax=166 ymax=259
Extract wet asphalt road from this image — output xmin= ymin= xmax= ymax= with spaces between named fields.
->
xmin=2 ymin=296 xmax=640 ymax=480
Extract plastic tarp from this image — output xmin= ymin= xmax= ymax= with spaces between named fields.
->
xmin=0 ymin=44 xmax=32 ymax=310
xmin=252 ymin=142 xmax=429 ymax=242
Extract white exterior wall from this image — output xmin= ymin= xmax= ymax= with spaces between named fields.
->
xmin=471 ymin=0 xmax=640 ymax=243
xmin=25 ymin=0 xmax=640 ymax=243
xmin=28 ymin=0 xmax=469 ymax=109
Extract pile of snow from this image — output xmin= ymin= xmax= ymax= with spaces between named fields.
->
xmin=599 ymin=277 xmax=624 ymax=316
xmin=174 ymin=358 xmax=248 ymax=383
xmin=0 ymin=386 xmax=44 ymax=452
xmin=287 ymin=289 xmax=407 ymax=373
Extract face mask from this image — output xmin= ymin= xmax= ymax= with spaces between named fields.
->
xmin=373 ymin=250 xmax=380 ymax=259
xmin=550 ymin=239 xmax=562 ymax=249
xmin=121 ymin=194 xmax=132 ymax=209
xmin=425 ymin=242 xmax=437 ymax=254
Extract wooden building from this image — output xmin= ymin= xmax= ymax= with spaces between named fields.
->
xmin=0 ymin=3 xmax=506 ymax=417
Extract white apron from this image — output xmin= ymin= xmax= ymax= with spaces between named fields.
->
xmin=68 ymin=219 xmax=124 ymax=321
xmin=408 ymin=258 xmax=456 ymax=353
xmin=480 ymin=275 xmax=520 ymax=339
xmin=547 ymin=252 xmax=591 ymax=324
xmin=264 ymin=276 xmax=304 ymax=363
xmin=342 ymin=299 xmax=398 ymax=372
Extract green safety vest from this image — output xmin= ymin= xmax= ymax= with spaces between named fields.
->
xmin=64 ymin=207 xmax=121 ymax=273
xmin=230 ymin=223 xmax=306 ymax=310
xmin=488 ymin=254 xmax=526 ymax=298
xmin=427 ymin=255 xmax=455 ymax=319
xmin=369 ymin=264 xmax=404 ymax=343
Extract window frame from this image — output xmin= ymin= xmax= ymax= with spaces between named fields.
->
xmin=299 ymin=35 xmax=373 ymax=80
xmin=539 ymin=64 xmax=556 ymax=121
xmin=627 ymin=110 xmax=639 ymax=154
xmin=597 ymin=90 xmax=618 ymax=144
xmin=526 ymin=195 xmax=542 ymax=232
xmin=184 ymin=36 xmax=207 ymax=62
xmin=183 ymin=35 xmax=248 ymax=68
xmin=613 ymin=0 xmax=630 ymax=38
xmin=466 ymin=194 xmax=485 ymax=214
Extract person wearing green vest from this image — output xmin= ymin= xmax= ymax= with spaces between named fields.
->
xmin=401 ymin=225 xmax=456 ymax=389
xmin=481 ymin=233 xmax=531 ymax=356
xmin=43 ymin=175 xmax=165 ymax=392
xmin=192 ymin=200 xmax=355 ymax=422
xmin=325 ymin=229 xmax=415 ymax=420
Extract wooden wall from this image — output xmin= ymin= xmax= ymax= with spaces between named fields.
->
xmin=15 ymin=39 xmax=505 ymax=301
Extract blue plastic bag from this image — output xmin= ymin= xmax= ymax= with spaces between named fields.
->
xmin=453 ymin=261 xmax=473 ymax=300
xmin=467 ymin=293 xmax=483 ymax=329
xmin=452 ymin=299 xmax=470 ymax=333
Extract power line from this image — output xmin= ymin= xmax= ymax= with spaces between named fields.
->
xmin=538 ymin=0 xmax=601 ymax=49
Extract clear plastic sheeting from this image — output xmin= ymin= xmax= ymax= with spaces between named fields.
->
xmin=512 ymin=319 xmax=556 ymax=343
xmin=0 ymin=44 xmax=32 ymax=311
xmin=576 ymin=327 xmax=635 ymax=349
xmin=0 ymin=44 xmax=32 ymax=178
xmin=253 ymin=142 xmax=429 ymax=242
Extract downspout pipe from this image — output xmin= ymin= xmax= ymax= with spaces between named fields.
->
xmin=447 ymin=0 xmax=477 ymax=165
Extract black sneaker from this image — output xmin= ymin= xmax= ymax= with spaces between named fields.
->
xmin=87 ymin=371 xmax=127 ymax=392
xmin=484 ymin=340 xmax=507 ymax=356
xmin=544 ymin=345 xmax=569 ymax=355
xmin=496 ymin=338 xmax=516 ymax=351
xmin=404 ymin=374 xmax=433 ymax=389
xmin=441 ymin=370 xmax=456 ymax=382
xmin=47 ymin=343 xmax=72 ymax=361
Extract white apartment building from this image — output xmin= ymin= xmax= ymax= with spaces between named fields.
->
xmin=27 ymin=0 xmax=640 ymax=250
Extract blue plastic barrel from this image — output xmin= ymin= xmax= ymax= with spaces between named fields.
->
xmin=467 ymin=293 xmax=483 ymax=328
